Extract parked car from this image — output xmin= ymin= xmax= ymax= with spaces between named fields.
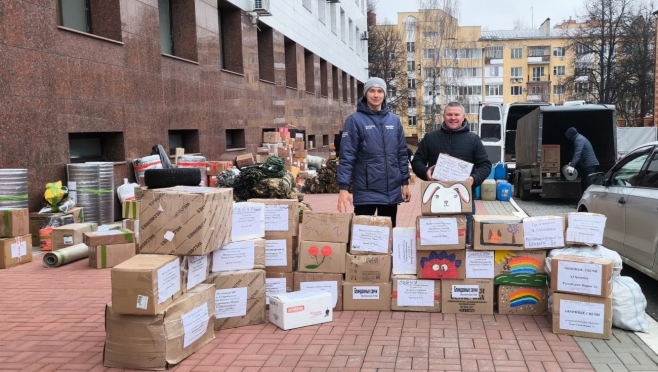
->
xmin=577 ymin=141 xmax=658 ymax=280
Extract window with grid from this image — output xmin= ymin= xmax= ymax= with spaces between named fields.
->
xmin=511 ymin=48 xmax=522 ymax=59
xmin=408 ymin=116 xmax=417 ymax=126
xmin=486 ymin=85 xmax=502 ymax=96
xmin=553 ymin=47 xmax=566 ymax=57
xmin=489 ymin=66 xmax=500 ymax=77
xmin=330 ymin=3 xmax=337 ymax=33
xmin=408 ymin=97 xmax=416 ymax=107
xmin=407 ymin=60 xmax=415 ymax=71
xmin=553 ymin=66 xmax=565 ymax=76
xmin=408 ymin=79 xmax=416 ymax=89
xmin=444 ymin=48 xmax=457 ymax=59
xmin=340 ymin=9 xmax=346 ymax=42
xmin=317 ymin=0 xmax=325 ymax=22
xmin=553 ymin=85 xmax=565 ymax=95
xmin=388 ymin=86 xmax=397 ymax=96
xmin=423 ymin=49 xmax=437 ymax=59
xmin=423 ymin=32 xmax=439 ymax=38
xmin=407 ymin=42 xmax=415 ymax=53
xmin=510 ymin=86 xmax=523 ymax=96
xmin=511 ymin=67 xmax=522 ymax=77
xmin=485 ymin=46 xmax=503 ymax=59
xmin=532 ymin=67 xmax=545 ymax=81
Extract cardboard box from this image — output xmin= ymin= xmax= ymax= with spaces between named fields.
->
xmin=292 ymin=140 xmax=305 ymax=151
xmin=541 ymin=144 xmax=560 ymax=173
xmin=473 ymin=215 xmax=524 ymax=251
xmin=552 ymin=292 xmax=612 ymax=340
xmin=84 ymin=229 xmax=135 ymax=247
xmin=391 ymin=275 xmax=441 ymax=312
xmin=441 ymin=279 xmax=494 ymax=314
xmin=248 ymin=199 xmax=299 ymax=238
xmin=134 ymin=186 xmax=146 ymax=200
xmin=121 ymin=200 xmax=140 ymax=220
xmin=350 ymin=215 xmax=392 ymax=255
xmin=232 ymin=202 xmax=265 ymax=242
xmin=523 ymin=216 xmax=565 ymax=249
xmin=205 ymin=269 xmax=266 ymax=330
xmin=464 ymin=250 xmax=495 ymax=279
xmin=139 ymin=187 xmax=232 ymax=256
xmin=111 ymin=255 xmax=182 ymax=315
xmin=103 ymin=284 xmax=215 ymax=370
xmin=265 ymin=237 xmax=296 ymax=273
xmin=277 ymin=147 xmax=291 ymax=158
xmin=301 ymin=211 xmax=352 ymax=243
xmin=298 ymin=241 xmax=346 ymax=274
xmin=420 ymin=181 xmax=473 ymax=215
xmin=295 ymin=149 xmax=308 ymax=159
xmin=0 ymin=234 xmax=32 ymax=269
xmin=493 ymin=250 xmax=548 ymax=287
xmin=52 ymin=223 xmax=97 ymax=251
xmin=345 ymin=254 xmax=391 ymax=283
xmin=565 ymin=212 xmax=607 ymax=246
xmin=89 ymin=244 xmax=136 ymax=269
xmin=342 ymin=282 xmax=392 ymax=311
xmin=122 ymin=220 xmax=140 ymax=253
xmin=29 ymin=207 xmax=84 ymax=246
xmin=263 ymin=132 xmax=282 ymax=144
xmin=550 ymin=255 xmax=614 ymax=297
xmin=236 ymin=154 xmax=255 ymax=168
xmin=0 ymin=208 xmax=29 ymax=238
xmin=255 ymin=154 xmax=271 ymax=164
xmin=392 ymin=227 xmax=417 ymax=275
xmin=181 ymin=254 xmax=210 ymax=293
xmin=416 ymin=215 xmax=466 ymax=251
xmin=417 ymin=250 xmax=465 ymax=280
xmin=497 ymin=285 xmax=548 ymax=315
xmin=266 ymin=272 xmax=294 ymax=305
xmin=206 ymin=161 xmax=223 ymax=176
xmin=294 ymin=272 xmax=344 ymax=311
xmin=211 ymin=239 xmax=265 ymax=273
xmin=278 ymin=127 xmax=290 ymax=138
xmin=269 ymin=290 xmax=333 ymax=330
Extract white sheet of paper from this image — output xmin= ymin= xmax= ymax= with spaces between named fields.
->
xmin=352 ymin=286 xmax=380 ymax=300
xmin=567 ymin=215 xmax=606 ymax=245
xmin=559 ymin=299 xmax=605 ymax=334
xmin=397 ymin=280 xmax=434 ymax=307
xmin=186 ymin=256 xmax=208 ymax=290
xmin=351 ymin=225 xmax=390 ymax=253
xmin=264 ymin=205 xmax=289 ymax=232
xmin=157 ymin=259 xmax=181 ymax=304
xmin=181 ymin=303 xmax=210 ymax=348
xmin=432 ymin=153 xmax=474 ymax=181
xmin=392 ymin=228 xmax=416 ymax=275
xmin=451 ymin=284 xmax=480 ymax=299
xmin=557 ymin=261 xmax=604 ymax=296
xmin=265 ymin=278 xmax=288 ymax=305
xmin=300 ymin=281 xmax=338 ymax=307
xmin=231 ymin=203 xmax=264 ymax=241
xmin=419 ymin=218 xmax=458 ymax=246
xmin=212 ymin=241 xmax=255 ymax=272
xmin=265 ymin=240 xmax=288 ymax=267
xmin=465 ymin=251 xmax=494 ymax=279
xmin=215 ymin=287 xmax=248 ymax=319
xmin=523 ymin=218 xmax=565 ymax=249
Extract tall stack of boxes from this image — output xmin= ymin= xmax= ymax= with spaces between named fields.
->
xmin=0 ymin=208 xmax=32 ymax=269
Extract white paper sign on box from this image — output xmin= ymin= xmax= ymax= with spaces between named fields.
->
xmin=557 ymin=261 xmax=604 ymax=296
xmin=523 ymin=217 xmax=565 ymax=249
xmin=264 ymin=205 xmax=289 ymax=232
xmin=215 ymin=287 xmax=248 ymax=319
xmin=465 ymin=251 xmax=494 ymax=279
xmin=352 ymin=286 xmax=380 ymax=300
xmin=157 ymin=259 xmax=181 ymax=304
xmin=451 ymin=285 xmax=480 ymax=299
xmin=300 ymin=281 xmax=338 ymax=307
xmin=567 ymin=214 xmax=606 ymax=245
xmin=419 ymin=218 xmax=458 ymax=246
xmin=432 ymin=153 xmax=474 ymax=181
xmin=559 ymin=299 xmax=605 ymax=334
xmin=351 ymin=225 xmax=390 ymax=254
xmin=231 ymin=202 xmax=265 ymax=242
xmin=265 ymin=240 xmax=288 ymax=267
xmin=397 ymin=280 xmax=434 ymax=307
xmin=181 ymin=303 xmax=210 ymax=348
xmin=269 ymin=290 xmax=333 ymax=330
xmin=212 ymin=241 xmax=255 ymax=272
xmin=266 ymin=278 xmax=288 ymax=305
xmin=393 ymin=227 xmax=416 ymax=275
xmin=186 ymin=255 xmax=208 ymax=290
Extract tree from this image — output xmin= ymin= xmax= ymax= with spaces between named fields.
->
xmin=513 ymin=18 xmax=529 ymax=30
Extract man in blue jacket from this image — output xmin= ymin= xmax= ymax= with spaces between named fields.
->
xmin=337 ymin=77 xmax=411 ymax=227
xmin=565 ymin=127 xmax=599 ymax=192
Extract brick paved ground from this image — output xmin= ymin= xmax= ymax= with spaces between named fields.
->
xmin=0 ymin=181 xmax=655 ymax=371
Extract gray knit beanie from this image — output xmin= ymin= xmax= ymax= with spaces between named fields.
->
xmin=364 ymin=77 xmax=387 ymax=97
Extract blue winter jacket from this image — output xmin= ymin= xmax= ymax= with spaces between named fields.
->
xmin=337 ymin=97 xmax=410 ymax=205
xmin=570 ymin=133 xmax=599 ymax=168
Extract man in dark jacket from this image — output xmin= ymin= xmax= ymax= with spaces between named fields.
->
xmin=565 ymin=127 xmax=599 ymax=192
xmin=411 ymin=102 xmax=492 ymax=245
xmin=337 ymin=77 xmax=411 ymax=227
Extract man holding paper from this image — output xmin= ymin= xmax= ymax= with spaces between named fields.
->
xmin=337 ymin=77 xmax=411 ymax=227
xmin=411 ymin=102 xmax=492 ymax=244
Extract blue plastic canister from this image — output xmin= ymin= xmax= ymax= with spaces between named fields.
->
xmin=497 ymin=182 xmax=512 ymax=201
xmin=487 ymin=168 xmax=495 ymax=179
xmin=494 ymin=163 xmax=507 ymax=180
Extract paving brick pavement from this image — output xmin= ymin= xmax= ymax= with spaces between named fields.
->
xmin=0 ymin=181 xmax=655 ymax=372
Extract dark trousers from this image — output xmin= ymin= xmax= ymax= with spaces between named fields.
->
xmin=580 ymin=166 xmax=597 ymax=192
xmin=354 ymin=204 xmax=398 ymax=228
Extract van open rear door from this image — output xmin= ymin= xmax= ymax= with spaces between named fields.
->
xmin=478 ymin=102 xmax=504 ymax=164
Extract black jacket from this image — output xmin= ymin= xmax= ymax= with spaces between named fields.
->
xmin=411 ymin=120 xmax=492 ymax=187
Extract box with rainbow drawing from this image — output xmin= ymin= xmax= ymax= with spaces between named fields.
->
xmin=497 ymin=285 xmax=549 ymax=315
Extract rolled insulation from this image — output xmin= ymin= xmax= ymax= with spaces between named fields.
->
xmin=43 ymin=243 xmax=89 ymax=268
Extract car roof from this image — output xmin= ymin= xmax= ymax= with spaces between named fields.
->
xmin=540 ymin=104 xmax=616 ymax=113
xmin=622 ymin=141 xmax=658 ymax=158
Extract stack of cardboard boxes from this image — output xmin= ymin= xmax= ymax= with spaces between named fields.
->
xmin=29 ymin=206 xmax=84 ymax=249
xmin=206 ymin=161 xmax=234 ymax=187
xmin=0 ymin=208 xmax=32 ymax=269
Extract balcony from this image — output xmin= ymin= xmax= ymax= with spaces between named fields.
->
xmin=526 ymin=81 xmax=551 ymax=102
xmin=527 ymin=47 xmax=550 ymax=64
xmin=527 ymin=55 xmax=551 ymax=64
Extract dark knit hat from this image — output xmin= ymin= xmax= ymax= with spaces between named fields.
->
xmin=566 ymin=127 xmax=578 ymax=140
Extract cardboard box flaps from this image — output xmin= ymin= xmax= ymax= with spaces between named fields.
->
xmin=550 ymin=255 xmax=614 ymax=297
xmin=269 ymin=290 xmax=333 ymax=330
xmin=0 ymin=208 xmax=29 ymax=238
xmin=301 ymin=211 xmax=351 ymax=243
xmin=473 ymin=216 xmax=524 ymax=250
xmin=552 ymin=292 xmax=612 ymax=340
xmin=342 ymin=282 xmax=392 ymax=311
xmin=0 ymin=234 xmax=32 ymax=269
xmin=442 ymin=279 xmax=494 ymax=314
xmin=293 ymin=272 xmax=344 ymax=311
xmin=84 ymin=229 xmax=135 ymax=247
xmin=420 ymin=180 xmax=473 ymax=215
xmin=392 ymin=227 xmax=416 ymax=275
xmin=391 ymin=275 xmax=441 ymax=312
xmin=350 ymin=215 xmax=392 ymax=255
xmin=205 ymin=269 xmax=266 ymax=330
xmin=416 ymin=216 xmax=466 ymax=251
xmin=231 ymin=202 xmax=265 ymax=242
xmin=298 ymin=241 xmax=346 ymax=274
xmin=211 ymin=239 xmax=265 ymax=272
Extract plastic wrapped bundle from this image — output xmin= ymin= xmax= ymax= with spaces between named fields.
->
xmin=178 ymin=155 xmax=207 ymax=186
xmin=132 ymin=155 xmax=162 ymax=181
xmin=307 ymin=155 xmax=324 ymax=170
xmin=0 ymin=169 xmax=28 ymax=209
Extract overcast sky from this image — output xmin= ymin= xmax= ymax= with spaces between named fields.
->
xmin=372 ymin=0 xmax=584 ymax=30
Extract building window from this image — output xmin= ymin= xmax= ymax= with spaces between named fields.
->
xmin=408 ymin=97 xmax=416 ymax=107
xmin=576 ymin=44 xmax=588 ymax=55
xmin=158 ymin=0 xmax=198 ymax=61
xmin=553 ymin=47 xmax=566 ymax=57
xmin=422 ymin=32 xmax=439 ymax=38
xmin=511 ymin=48 xmax=523 ymax=59
xmin=531 ymin=85 xmax=547 ymax=94
xmin=553 ymin=85 xmax=565 ymax=95
xmin=389 ymin=52 xmax=396 ymax=60
xmin=285 ymin=38 xmax=297 ymax=88
xmin=332 ymin=66 xmax=339 ymax=99
xmin=305 ymin=50 xmax=315 ymax=93
xmin=342 ymin=72 xmax=348 ymax=102
xmin=219 ymin=3 xmax=243 ymax=73
xmin=575 ymin=62 xmax=590 ymax=76
xmin=408 ymin=79 xmax=416 ymax=89
xmin=485 ymin=46 xmax=503 ymax=59
xmin=528 ymin=46 xmax=549 ymax=57
xmin=302 ymin=0 xmax=312 ymax=11
xmin=408 ymin=116 xmax=417 ymax=126
xmin=323 ymin=135 xmax=329 ymax=147
xmin=308 ymin=135 xmax=316 ymax=149
xmin=388 ymin=71 xmax=396 ymax=79
xmin=457 ymin=86 xmax=482 ymax=96
xmin=58 ymin=0 xmax=122 ymax=41
xmin=340 ymin=9 xmax=346 ymax=43
xmin=444 ymin=48 xmax=457 ymax=59
xmin=510 ymin=86 xmax=523 ymax=96
xmin=511 ymin=67 xmax=522 ymax=77
xmin=407 ymin=60 xmax=415 ymax=71
xmin=532 ymin=66 xmax=545 ymax=81
xmin=168 ymin=130 xmax=200 ymax=154
xmin=317 ymin=0 xmax=325 ymax=22
xmin=356 ymin=26 xmax=361 ymax=54
xmin=349 ymin=19 xmax=354 ymax=48
xmin=69 ymin=132 xmax=125 ymax=163
xmin=424 ymin=67 xmax=439 ymax=78
xmin=257 ymin=25 xmax=275 ymax=82
xmin=320 ymin=59 xmax=328 ymax=97
xmin=463 ymin=104 xmax=479 ymax=114
xmin=350 ymin=76 xmax=355 ymax=104
xmin=422 ymin=49 xmax=437 ymax=59
xmin=486 ymin=85 xmax=502 ymax=96
xmin=388 ymin=86 xmax=397 ymax=96
xmin=488 ymin=66 xmax=500 ymax=77
xmin=225 ymin=129 xmax=245 ymax=150
xmin=330 ymin=3 xmax=337 ymax=34
xmin=407 ymin=42 xmax=415 ymax=53
xmin=553 ymin=66 xmax=566 ymax=76
xmin=575 ymin=82 xmax=589 ymax=93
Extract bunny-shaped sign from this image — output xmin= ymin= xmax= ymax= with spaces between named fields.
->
xmin=421 ymin=182 xmax=471 ymax=214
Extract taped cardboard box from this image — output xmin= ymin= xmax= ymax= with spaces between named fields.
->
xmin=392 ymin=227 xmax=416 ymax=275
xmin=139 ymin=187 xmax=232 ymax=256
xmin=52 ymin=223 xmax=98 ymax=251
xmin=523 ymin=216 xmax=565 ymax=250
xmin=464 ymin=250 xmax=495 ymax=279
xmin=89 ymin=244 xmax=136 ymax=269
xmin=493 ymin=250 xmax=547 ymax=287
xmin=420 ymin=181 xmax=473 ymax=215
xmin=231 ymin=202 xmax=265 ymax=242
xmin=270 ymin=290 xmax=333 ymax=331
xmin=122 ymin=200 xmax=140 ymax=220
xmin=552 ymin=292 xmax=612 ymax=340
xmin=416 ymin=250 xmax=465 ymax=280
xmin=255 ymin=154 xmax=271 ymax=164
xmin=211 ymin=239 xmax=265 ymax=273
xmin=205 ymin=269 xmax=266 ymax=330
xmin=301 ymin=211 xmax=352 ymax=243
xmin=441 ymin=279 xmax=494 ymax=315
xmin=298 ymin=241 xmax=346 ymax=274
xmin=416 ymin=215 xmax=466 ymax=251
xmin=473 ymin=215 xmax=524 ymax=251
xmin=263 ymin=132 xmax=282 ymax=144
xmin=541 ymin=144 xmax=560 ymax=173
xmin=343 ymin=282 xmax=392 ymax=311
xmin=391 ymin=275 xmax=441 ymax=312
xmin=111 ymin=255 xmax=182 ymax=315
xmin=248 ymin=199 xmax=299 ymax=238
xmin=181 ymin=255 xmax=210 ymax=293
xmin=497 ymin=285 xmax=548 ymax=315
xmin=134 ymin=186 xmax=146 ymax=200
xmin=84 ymin=229 xmax=135 ymax=247
xmin=103 ymin=284 xmax=215 ymax=370
xmin=565 ymin=212 xmax=607 ymax=246
xmin=206 ymin=161 xmax=224 ymax=176
xmin=29 ymin=206 xmax=84 ymax=246
xmin=0 ymin=234 xmax=32 ymax=269
xmin=295 ymin=149 xmax=308 ymax=159
xmin=264 ymin=237 xmax=297 ymax=273
xmin=550 ymin=255 xmax=614 ymax=297
xmin=294 ymin=272 xmax=344 ymax=311
xmin=266 ymin=272 xmax=294 ymax=305
xmin=350 ymin=215 xmax=392 ymax=255
xmin=236 ymin=154 xmax=255 ymax=168
xmin=122 ymin=219 xmax=140 ymax=252
xmin=345 ymin=254 xmax=391 ymax=283
xmin=0 ymin=208 xmax=29 ymax=238
xmin=277 ymin=147 xmax=291 ymax=158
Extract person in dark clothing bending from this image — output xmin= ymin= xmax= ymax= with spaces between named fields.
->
xmin=565 ymin=127 xmax=599 ymax=192
xmin=411 ymin=102 xmax=492 ymax=245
